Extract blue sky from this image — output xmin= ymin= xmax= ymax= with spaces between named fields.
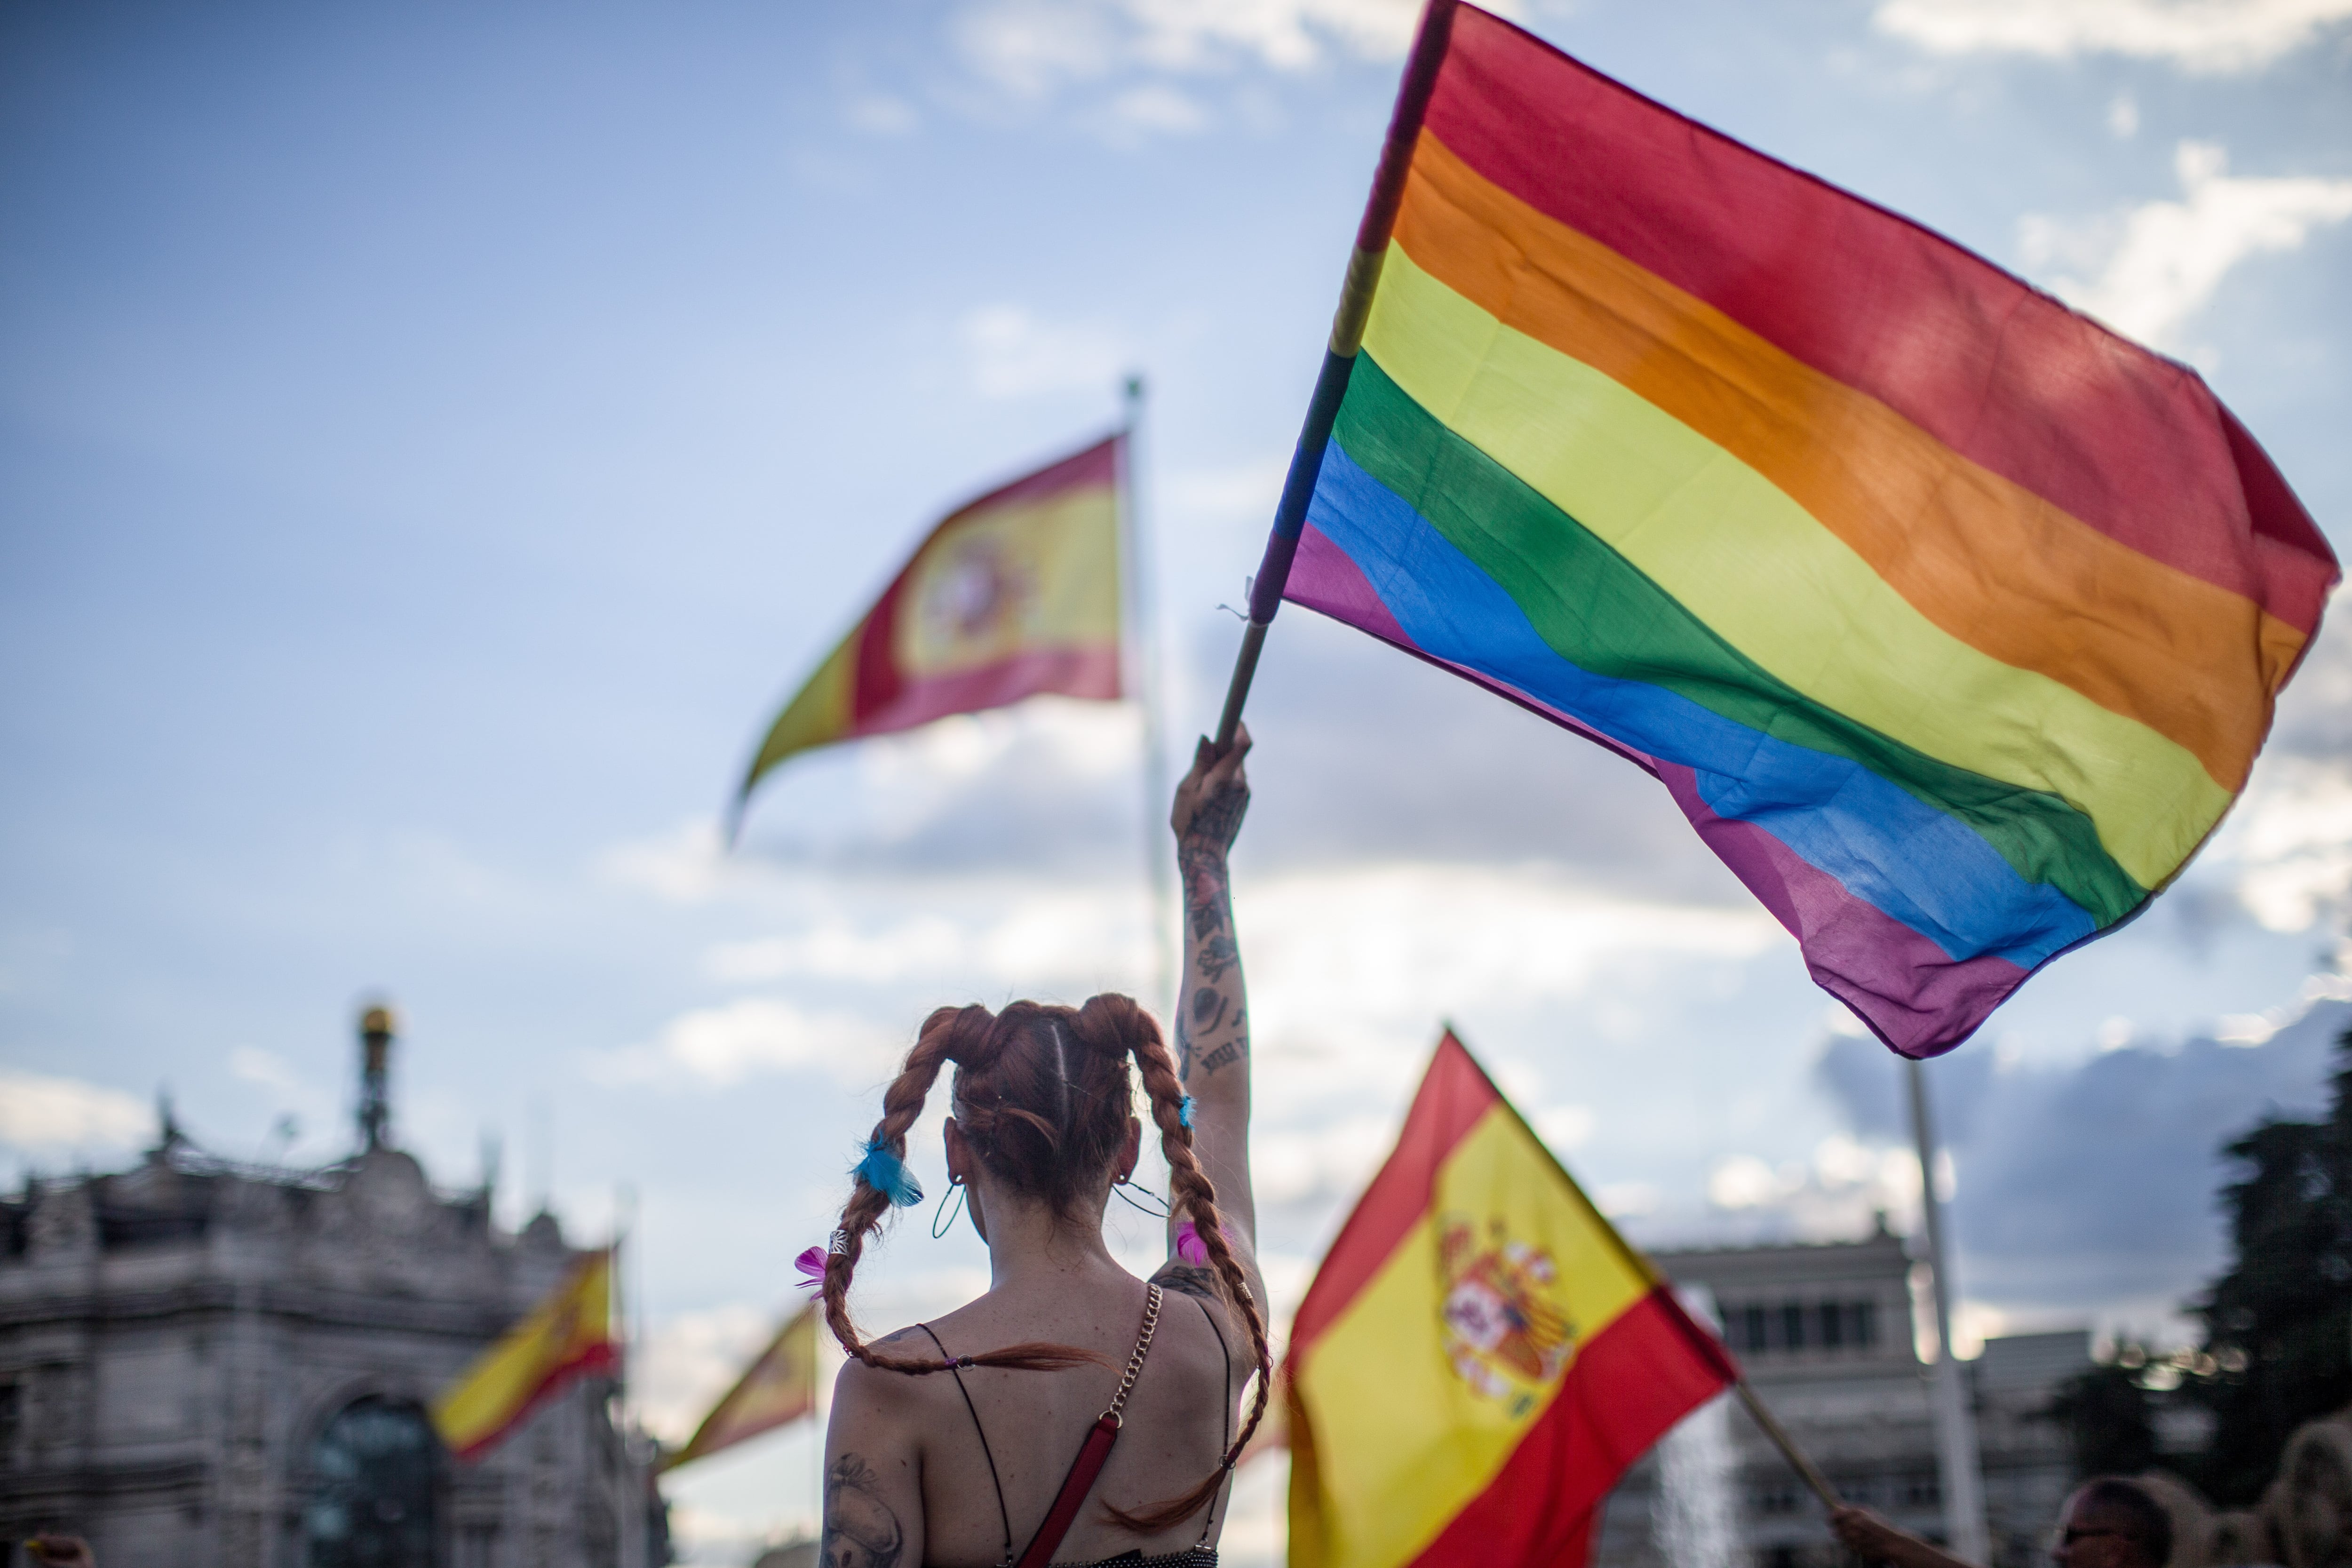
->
xmin=5 ymin=0 xmax=2352 ymax=1558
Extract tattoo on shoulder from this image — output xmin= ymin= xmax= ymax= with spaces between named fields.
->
xmin=823 ymin=1453 xmax=904 ymax=1568
xmin=1150 ymin=1260 xmax=1222 ymax=1301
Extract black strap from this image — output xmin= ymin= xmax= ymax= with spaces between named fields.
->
xmin=919 ymin=1322 xmax=1016 ymax=1567
xmin=1193 ymin=1295 xmax=1234 ymax=1547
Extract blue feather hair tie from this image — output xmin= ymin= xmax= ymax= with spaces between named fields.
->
xmin=1177 ymin=1096 xmax=1196 ymax=1130
xmin=853 ymin=1136 xmax=923 ymax=1207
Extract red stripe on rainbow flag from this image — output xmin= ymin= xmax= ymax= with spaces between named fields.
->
xmin=1422 ymin=6 xmax=2334 ymax=632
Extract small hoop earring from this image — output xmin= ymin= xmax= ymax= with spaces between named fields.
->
xmin=1112 ymin=1178 xmax=1171 ymax=1219
xmin=931 ymin=1177 xmax=968 ymax=1239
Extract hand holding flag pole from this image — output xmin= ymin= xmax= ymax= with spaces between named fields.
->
xmin=1211 ymin=0 xmax=1460 ymax=749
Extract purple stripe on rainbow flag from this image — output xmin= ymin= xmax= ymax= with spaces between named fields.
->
xmin=1291 ymin=521 xmax=2030 ymax=1055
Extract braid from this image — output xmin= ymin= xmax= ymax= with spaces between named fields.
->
xmin=1086 ymin=995 xmax=1274 ymax=1534
xmin=819 ymin=1004 xmax=1100 ymax=1377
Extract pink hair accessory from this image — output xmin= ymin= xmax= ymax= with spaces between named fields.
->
xmin=794 ymin=1245 xmax=828 ymax=1290
xmin=1175 ymin=1221 xmax=1230 ymax=1266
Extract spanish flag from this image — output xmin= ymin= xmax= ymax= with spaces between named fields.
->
xmin=1287 ymin=1031 xmax=1734 ymax=1568
xmin=659 ymin=1304 xmax=820 ymax=1473
xmin=433 ymin=1249 xmax=620 ymax=1462
xmin=731 ymin=434 xmax=1124 ymax=833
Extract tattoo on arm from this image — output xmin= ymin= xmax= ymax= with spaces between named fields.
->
xmin=1176 ymin=1015 xmax=1195 ymax=1082
xmin=1150 ymin=1261 xmax=1222 ymax=1301
xmin=822 ymin=1454 xmax=904 ymax=1568
xmin=1193 ymin=932 xmax=1239 ymax=983
xmin=1198 ymin=1039 xmax=1245 ymax=1076
xmin=1191 ymin=987 xmax=1227 ymax=1031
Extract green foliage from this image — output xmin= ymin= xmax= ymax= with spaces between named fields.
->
xmin=2048 ymin=1355 xmax=2161 ymax=1478
xmin=2187 ymin=1029 xmax=2352 ymax=1504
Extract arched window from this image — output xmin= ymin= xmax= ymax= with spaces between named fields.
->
xmin=306 ymin=1395 xmax=440 ymax=1568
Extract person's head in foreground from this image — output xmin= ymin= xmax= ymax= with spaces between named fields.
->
xmin=2050 ymin=1478 xmax=2172 ymax=1568
xmin=818 ymin=731 xmax=1263 ymax=1568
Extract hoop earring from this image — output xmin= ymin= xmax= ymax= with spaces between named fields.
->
xmin=1112 ymin=1178 xmax=1171 ymax=1219
xmin=931 ymin=1177 xmax=968 ymax=1239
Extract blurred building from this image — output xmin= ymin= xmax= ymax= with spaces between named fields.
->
xmin=0 ymin=1008 xmax=664 ymax=1568
xmin=1594 ymin=1224 xmax=2088 ymax=1568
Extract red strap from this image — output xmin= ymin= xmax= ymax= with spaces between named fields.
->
xmin=1014 ymin=1413 xmax=1120 ymax=1568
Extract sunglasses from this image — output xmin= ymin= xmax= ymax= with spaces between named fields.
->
xmin=2054 ymin=1527 xmax=2128 ymax=1546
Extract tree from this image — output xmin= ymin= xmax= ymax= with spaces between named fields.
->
xmin=2188 ymin=1029 xmax=2352 ymax=1504
xmin=2049 ymin=1353 xmax=2161 ymax=1479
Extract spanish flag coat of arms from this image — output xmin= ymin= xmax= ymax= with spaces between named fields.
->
xmin=1286 ymin=1032 xmax=1735 ymax=1568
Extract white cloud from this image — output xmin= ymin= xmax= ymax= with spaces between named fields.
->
xmin=2019 ymin=141 xmax=2352 ymax=350
xmin=0 ymin=1069 xmax=151 ymax=1153
xmin=592 ymin=997 xmax=904 ymax=1089
xmin=1534 ymin=1103 xmax=1596 ymax=1153
xmin=636 ymin=1302 xmax=780 ymax=1444
xmin=958 ymin=304 xmax=1129 ymax=399
xmin=1120 ymin=0 xmax=1425 ymax=72
xmin=1105 ymin=83 xmax=1210 ymax=136
xmin=1875 ymin=0 xmax=2352 ymax=73
xmin=1251 ymin=1112 xmax=1400 ymax=1205
xmin=2230 ymin=756 xmax=2352 ymax=932
xmin=954 ymin=0 xmax=1433 ymax=96
xmin=596 ymin=817 xmax=737 ymax=905
xmin=846 ymin=95 xmax=921 ymax=136
xmin=1239 ymin=863 xmax=1784 ymax=1053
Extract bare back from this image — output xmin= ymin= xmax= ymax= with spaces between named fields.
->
xmin=828 ymin=1267 xmax=1247 ymax=1568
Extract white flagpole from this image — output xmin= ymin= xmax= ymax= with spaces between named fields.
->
xmin=1122 ymin=373 xmax=1178 ymax=1019
xmin=1908 ymin=1058 xmax=1989 ymax=1562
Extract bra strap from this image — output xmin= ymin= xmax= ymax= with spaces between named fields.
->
xmin=917 ymin=1322 xmax=1016 ymax=1568
xmin=1014 ymin=1283 xmax=1163 ymax=1568
xmin=1194 ymin=1295 xmax=1234 ymax=1547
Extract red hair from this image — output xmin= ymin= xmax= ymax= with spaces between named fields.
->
xmin=819 ymin=994 xmax=1271 ymax=1533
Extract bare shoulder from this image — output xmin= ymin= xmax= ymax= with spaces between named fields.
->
xmin=831 ymin=1327 xmax=951 ymax=1408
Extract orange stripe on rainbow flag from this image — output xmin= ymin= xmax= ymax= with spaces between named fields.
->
xmin=1287 ymin=1031 xmax=1735 ymax=1568
xmin=432 ymin=1249 xmax=620 ymax=1463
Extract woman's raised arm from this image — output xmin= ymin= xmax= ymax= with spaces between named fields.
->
xmin=1166 ymin=725 xmax=1256 ymax=1258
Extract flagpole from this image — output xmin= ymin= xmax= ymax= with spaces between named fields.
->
xmin=1908 ymin=1058 xmax=1990 ymax=1562
xmin=1122 ymin=374 xmax=1178 ymax=1017
xmin=1212 ymin=0 xmax=1459 ymax=748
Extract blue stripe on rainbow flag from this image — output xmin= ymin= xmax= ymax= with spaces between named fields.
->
xmin=1302 ymin=439 xmax=2100 ymax=968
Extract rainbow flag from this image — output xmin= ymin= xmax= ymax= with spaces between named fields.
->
xmin=1287 ymin=1030 xmax=1735 ymax=1568
xmin=659 ymin=1305 xmax=819 ymax=1473
xmin=732 ymin=435 xmax=1124 ymax=832
xmin=432 ymin=1250 xmax=619 ymax=1462
xmin=1278 ymin=4 xmax=2336 ymax=1056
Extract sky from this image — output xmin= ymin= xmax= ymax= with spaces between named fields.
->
xmin=4 ymin=0 xmax=2351 ymax=1560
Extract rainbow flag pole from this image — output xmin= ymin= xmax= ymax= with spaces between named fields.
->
xmin=1210 ymin=0 xmax=1456 ymax=751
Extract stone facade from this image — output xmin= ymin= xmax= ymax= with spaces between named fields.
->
xmin=1595 ymin=1226 xmax=2087 ymax=1568
xmin=0 ymin=1021 xmax=661 ymax=1567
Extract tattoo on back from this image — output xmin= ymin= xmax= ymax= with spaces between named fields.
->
xmin=1150 ymin=1260 xmax=1222 ymax=1301
xmin=822 ymin=1454 xmax=903 ymax=1568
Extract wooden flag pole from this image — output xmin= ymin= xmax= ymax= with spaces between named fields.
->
xmin=1730 ymin=1376 xmax=1846 ymax=1514
xmin=1212 ymin=0 xmax=1460 ymax=748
